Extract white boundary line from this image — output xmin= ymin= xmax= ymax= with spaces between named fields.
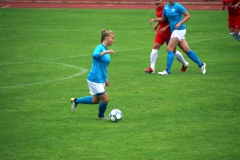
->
xmin=0 ymin=61 xmax=88 ymax=89
xmin=0 ymin=36 xmax=229 ymax=89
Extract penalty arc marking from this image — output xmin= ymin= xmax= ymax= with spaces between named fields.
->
xmin=0 ymin=61 xmax=88 ymax=89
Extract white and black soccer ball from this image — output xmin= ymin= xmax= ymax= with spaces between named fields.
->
xmin=109 ymin=109 xmax=123 ymax=122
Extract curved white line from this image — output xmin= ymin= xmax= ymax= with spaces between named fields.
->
xmin=0 ymin=61 xmax=88 ymax=89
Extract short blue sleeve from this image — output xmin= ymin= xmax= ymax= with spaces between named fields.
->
xmin=178 ymin=4 xmax=186 ymax=14
xmin=93 ymin=46 xmax=103 ymax=59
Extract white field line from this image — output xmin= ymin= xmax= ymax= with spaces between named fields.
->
xmin=0 ymin=36 xmax=229 ymax=89
xmin=0 ymin=61 xmax=88 ymax=89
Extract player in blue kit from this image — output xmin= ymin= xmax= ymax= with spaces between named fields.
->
xmin=149 ymin=0 xmax=206 ymax=75
xmin=70 ymin=29 xmax=115 ymax=119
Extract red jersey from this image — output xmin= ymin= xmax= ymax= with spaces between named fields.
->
xmin=156 ymin=4 xmax=169 ymax=29
xmin=154 ymin=3 xmax=171 ymax=45
xmin=222 ymin=0 xmax=240 ymax=17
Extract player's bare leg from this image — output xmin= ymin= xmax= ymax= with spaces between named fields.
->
xmin=179 ymin=39 xmax=206 ymax=74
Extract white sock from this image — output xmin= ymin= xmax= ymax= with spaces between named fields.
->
xmin=150 ymin=49 xmax=158 ymax=71
xmin=174 ymin=50 xmax=187 ymax=66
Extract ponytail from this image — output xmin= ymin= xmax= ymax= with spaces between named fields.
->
xmin=101 ymin=29 xmax=114 ymax=43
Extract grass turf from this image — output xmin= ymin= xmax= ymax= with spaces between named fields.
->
xmin=0 ymin=8 xmax=239 ymax=160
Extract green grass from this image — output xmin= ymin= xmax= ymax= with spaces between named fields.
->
xmin=0 ymin=8 xmax=239 ymax=160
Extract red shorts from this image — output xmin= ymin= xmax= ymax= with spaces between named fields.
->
xmin=154 ymin=28 xmax=171 ymax=45
xmin=228 ymin=15 xmax=240 ymax=29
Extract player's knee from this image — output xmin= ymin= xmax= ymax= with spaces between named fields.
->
xmin=182 ymin=48 xmax=190 ymax=53
xmin=167 ymin=46 xmax=174 ymax=51
xmin=92 ymin=99 xmax=100 ymax=104
xmin=100 ymin=96 xmax=108 ymax=104
xmin=101 ymin=99 xmax=108 ymax=104
xmin=179 ymin=45 xmax=190 ymax=53
xmin=153 ymin=43 xmax=161 ymax=49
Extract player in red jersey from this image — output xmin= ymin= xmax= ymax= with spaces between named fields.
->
xmin=144 ymin=0 xmax=188 ymax=74
xmin=222 ymin=0 xmax=240 ymax=41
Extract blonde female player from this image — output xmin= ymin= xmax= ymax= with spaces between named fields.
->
xmin=144 ymin=0 xmax=189 ymax=74
xmin=70 ymin=29 xmax=115 ymax=119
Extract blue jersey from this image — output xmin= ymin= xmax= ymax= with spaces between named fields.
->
xmin=163 ymin=2 xmax=186 ymax=33
xmin=87 ymin=44 xmax=110 ymax=83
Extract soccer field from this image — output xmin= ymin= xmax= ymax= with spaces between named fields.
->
xmin=0 ymin=8 xmax=239 ymax=159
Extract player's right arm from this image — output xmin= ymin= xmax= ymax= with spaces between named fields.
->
xmin=159 ymin=24 xmax=169 ymax=33
xmin=149 ymin=16 xmax=166 ymax=25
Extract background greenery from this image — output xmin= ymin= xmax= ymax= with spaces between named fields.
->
xmin=0 ymin=8 xmax=239 ymax=160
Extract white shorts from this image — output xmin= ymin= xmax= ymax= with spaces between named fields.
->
xmin=87 ymin=80 xmax=105 ymax=96
xmin=171 ymin=29 xmax=186 ymax=41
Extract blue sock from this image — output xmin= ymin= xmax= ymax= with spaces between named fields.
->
xmin=166 ymin=51 xmax=174 ymax=73
xmin=187 ymin=50 xmax=203 ymax=67
xmin=75 ymin=96 xmax=93 ymax=104
xmin=98 ymin=102 xmax=108 ymax=117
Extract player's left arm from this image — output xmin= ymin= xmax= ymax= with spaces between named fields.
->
xmin=105 ymin=80 xmax=109 ymax=87
xmin=153 ymin=23 xmax=160 ymax=31
xmin=175 ymin=11 xmax=190 ymax=29
xmin=100 ymin=50 xmax=115 ymax=57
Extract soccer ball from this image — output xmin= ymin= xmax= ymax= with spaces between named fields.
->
xmin=109 ymin=109 xmax=123 ymax=122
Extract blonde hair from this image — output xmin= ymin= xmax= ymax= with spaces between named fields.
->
xmin=101 ymin=29 xmax=114 ymax=43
